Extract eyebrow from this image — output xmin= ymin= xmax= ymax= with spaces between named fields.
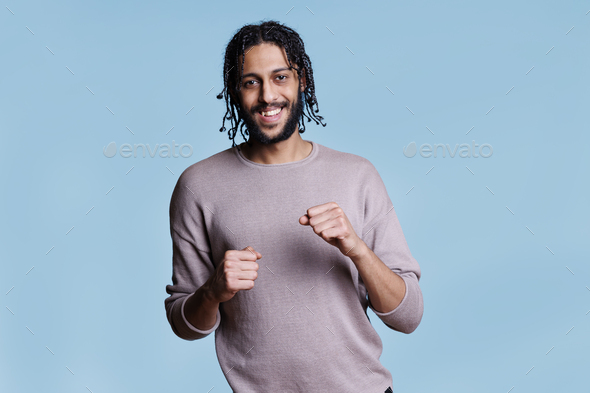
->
xmin=242 ymin=67 xmax=292 ymax=79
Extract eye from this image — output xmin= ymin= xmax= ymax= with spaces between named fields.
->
xmin=277 ymin=75 xmax=287 ymax=81
xmin=244 ymin=80 xmax=257 ymax=87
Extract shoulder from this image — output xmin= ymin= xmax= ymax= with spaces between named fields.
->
xmin=175 ymin=147 xmax=237 ymax=189
xmin=170 ymin=146 xmax=236 ymax=205
xmin=314 ymin=143 xmax=391 ymax=208
xmin=314 ymin=142 xmax=381 ymax=181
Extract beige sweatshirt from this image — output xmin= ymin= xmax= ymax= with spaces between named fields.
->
xmin=165 ymin=140 xmax=423 ymax=393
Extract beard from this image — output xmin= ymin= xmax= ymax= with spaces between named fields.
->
xmin=238 ymin=89 xmax=305 ymax=145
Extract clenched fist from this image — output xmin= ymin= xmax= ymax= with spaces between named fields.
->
xmin=206 ymin=246 xmax=262 ymax=303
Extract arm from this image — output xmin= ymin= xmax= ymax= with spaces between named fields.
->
xmin=356 ymin=162 xmax=424 ymax=334
xmin=165 ymin=226 xmax=222 ymax=341
xmin=183 ymin=280 xmax=220 ymax=331
xmin=354 ymin=210 xmax=423 ymax=335
xmin=348 ymin=241 xmax=407 ymax=315
xmin=165 ymin=171 xmax=261 ymax=340
xmin=300 ymin=198 xmax=423 ymax=334
xmin=165 ymin=172 xmax=221 ymax=341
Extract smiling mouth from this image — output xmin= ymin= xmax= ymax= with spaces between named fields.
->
xmin=256 ymin=106 xmax=284 ymax=124
xmin=258 ymin=107 xmax=283 ymax=117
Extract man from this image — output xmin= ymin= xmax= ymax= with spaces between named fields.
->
xmin=165 ymin=20 xmax=423 ymax=393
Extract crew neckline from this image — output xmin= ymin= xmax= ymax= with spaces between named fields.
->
xmin=234 ymin=140 xmax=318 ymax=168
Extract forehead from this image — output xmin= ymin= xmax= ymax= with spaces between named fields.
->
xmin=239 ymin=43 xmax=291 ymax=74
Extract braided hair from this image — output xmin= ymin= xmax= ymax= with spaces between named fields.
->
xmin=216 ymin=20 xmax=327 ymax=149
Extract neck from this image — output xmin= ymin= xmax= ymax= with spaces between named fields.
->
xmin=240 ymin=132 xmax=312 ymax=165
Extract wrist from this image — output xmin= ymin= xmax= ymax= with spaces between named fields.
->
xmin=201 ymin=281 xmax=221 ymax=305
xmin=347 ymin=239 xmax=370 ymax=262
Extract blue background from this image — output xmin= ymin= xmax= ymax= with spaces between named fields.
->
xmin=1 ymin=1 xmax=589 ymax=392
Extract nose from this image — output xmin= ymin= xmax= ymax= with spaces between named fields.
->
xmin=259 ymin=79 xmax=279 ymax=106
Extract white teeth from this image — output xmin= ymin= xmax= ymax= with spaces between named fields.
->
xmin=261 ymin=108 xmax=281 ymax=116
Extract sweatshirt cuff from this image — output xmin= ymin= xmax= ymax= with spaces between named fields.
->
xmin=368 ymin=273 xmax=423 ymax=334
xmin=177 ymin=295 xmax=221 ymax=339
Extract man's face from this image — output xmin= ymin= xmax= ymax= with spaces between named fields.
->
xmin=234 ymin=42 xmax=306 ymax=145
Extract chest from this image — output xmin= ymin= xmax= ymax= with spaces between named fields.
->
xmin=200 ymin=177 xmax=363 ymax=267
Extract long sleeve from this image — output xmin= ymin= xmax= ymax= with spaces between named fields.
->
xmin=164 ymin=173 xmax=221 ymax=341
xmin=360 ymin=162 xmax=424 ymax=334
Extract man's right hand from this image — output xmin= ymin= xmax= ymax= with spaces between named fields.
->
xmin=206 ymin=246 xmax=261 ymax=303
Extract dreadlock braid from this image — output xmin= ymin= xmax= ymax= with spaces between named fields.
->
xmin=216 ymin=20 xmax=327 ymax=149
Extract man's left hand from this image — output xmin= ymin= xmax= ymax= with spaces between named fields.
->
xmin=299 ymin=202 xmax=366 ymax=259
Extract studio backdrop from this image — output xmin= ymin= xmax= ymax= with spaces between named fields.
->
xmin=1 ymin=1 xmax=589 ymax=392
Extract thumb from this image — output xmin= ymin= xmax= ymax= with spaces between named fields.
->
xmin=299 ymin=214 xmax=310 ymax=225
xmin=243 ymin=246 xmax=262 ymax=259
